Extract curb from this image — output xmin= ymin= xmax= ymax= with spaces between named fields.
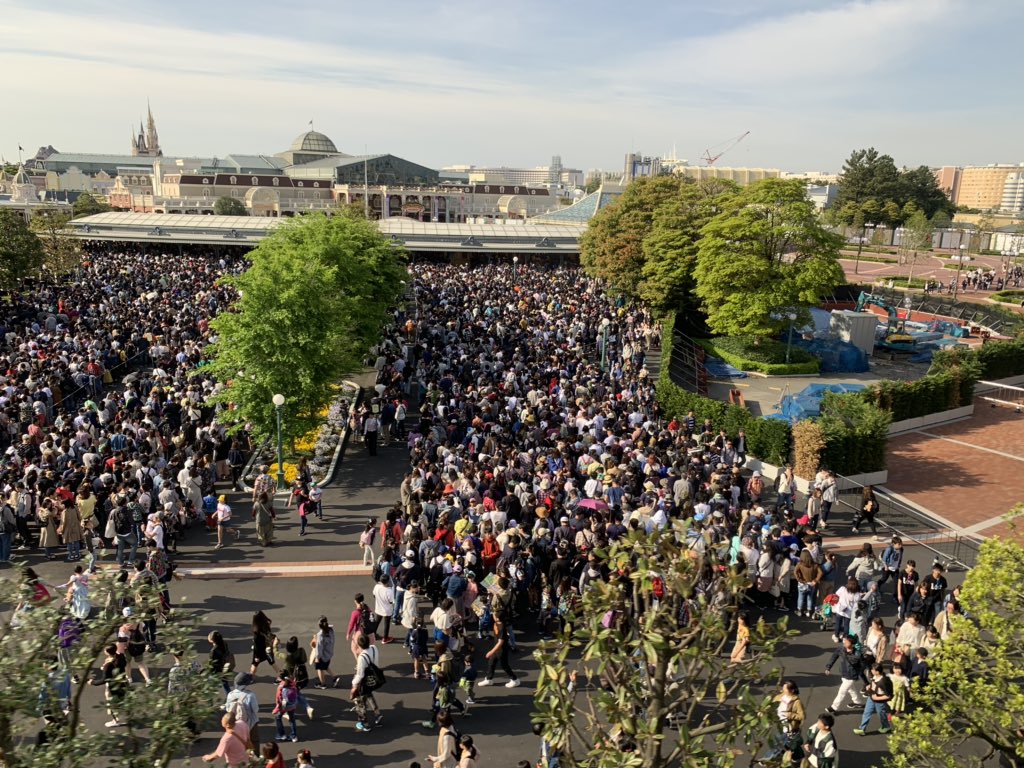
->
xmin=317 ymin=380 xmax=363 ymax=489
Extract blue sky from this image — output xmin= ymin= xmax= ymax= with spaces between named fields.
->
xmin=2 ymin=0 xmax=1020 ymax=174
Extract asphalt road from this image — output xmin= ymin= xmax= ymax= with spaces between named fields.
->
xmin=8 ymin=433 xmax=970 ymax=768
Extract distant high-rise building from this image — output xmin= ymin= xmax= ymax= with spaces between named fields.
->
xmin=1001 ymin=172 xmax=1024 ymax=213
xmin=549 ymin=155 xmax=563 ymax=185
xmin=933 ymin=166 xmax=961 ymax=201
xmin=952 ymin=164 xmax=1024 ymax=211
xmin=623 ymin=153 xmax=662 ymax=182
xmin=673 ymin=166 xmax=781 ymax=185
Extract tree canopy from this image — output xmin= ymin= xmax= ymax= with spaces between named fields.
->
xmin=30 ymin=208 xmax=82 ymax=275
xmin=0 ymin=570 xmax=217 ymax=768
xmin=533 ymin=524 xmax=785 ymax=768
xmin=692 ymin=178 xmax=845 ymax=337
xmin=639 ymin=179 xmax=739 ymax=316
xmin=0 ymin=209 xmax=45 ymax=288
xmin=205 ymin=211 xmax=406 ymax=442
xmin=886 ymin=535 xmax=1024 ymax=768
xmin=71 ymin=192 xmax=111 ymax=219
xmin=834 ymin=147 xmax=954 ymax=224
xmin=213 ymin=196 xmax=248 ymax=216
xmin=579 ymin=176 xmax=690 ymax=298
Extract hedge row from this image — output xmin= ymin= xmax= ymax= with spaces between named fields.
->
xmin=656 ymin=316 xmax=792 ymax=466
xmin=696 ymin=337 xmax=820 ymax=376
xmin=861 ymin=369 xmax=976 ymax=422
xmin=796 ymin=392 xmax=892 ymax=476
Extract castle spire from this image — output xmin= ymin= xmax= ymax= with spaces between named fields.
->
xmin=145 ymin=100 xmax=161 ymax=157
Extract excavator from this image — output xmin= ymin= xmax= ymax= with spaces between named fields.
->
xmin=854 ymin=291 xmax=918 ymax=351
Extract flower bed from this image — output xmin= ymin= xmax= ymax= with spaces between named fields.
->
xmin=245 ymin=383 xmax=358 ymax=487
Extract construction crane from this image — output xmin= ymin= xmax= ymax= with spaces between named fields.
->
xmin=701 ymin=131 xmax=750 ymax=166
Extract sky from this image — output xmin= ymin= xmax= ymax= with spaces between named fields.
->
xmin=1 ymin=0 xmax=1021 ymax=174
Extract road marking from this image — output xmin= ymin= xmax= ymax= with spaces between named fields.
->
xmin=179 ymin=561 xmax=373 ymax=579
xmin=915 ymin=431 xmax=1024 ymax=463
xmin=963 ymin=514 xmax=1015 ymax=535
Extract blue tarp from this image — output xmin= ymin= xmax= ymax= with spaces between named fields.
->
xmin=790 ymin=338 xmax=870 ymax=373
xmin=773 ymin=382 xmax=867 ymax=423
xmin=704 ymin=356 xmax=747 ymax=379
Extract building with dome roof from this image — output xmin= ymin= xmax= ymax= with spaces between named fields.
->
xmin=276 ymin=129 xmax=349 ymax=166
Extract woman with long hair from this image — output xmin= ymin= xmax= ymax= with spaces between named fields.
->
xmin=250 ymin=610 xmax=279 ymax=677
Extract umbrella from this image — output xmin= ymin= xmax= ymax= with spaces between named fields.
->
xmin=577 ymin=498 xmax=608 ymax=511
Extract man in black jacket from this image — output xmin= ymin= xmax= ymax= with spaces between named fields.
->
xmin=824 ymin=635 xmax=865 ymax=714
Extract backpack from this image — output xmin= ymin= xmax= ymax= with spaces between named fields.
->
xmin=358 ymin=604 xmax=376 ymax=635
xmin=361 ymin=654 xmax=386 ymax=692
xmin=0 ymin=504 xmax=15 ymax=535
xmin=113 ymin=506 xmax=133 ymax=536
xmin=128 ymin=502 xmax=144 ymax=524
xmin=279 ymin=683 xmax=298 ymax=712
xmin=15 ymin=492 xmax=29 ymax=519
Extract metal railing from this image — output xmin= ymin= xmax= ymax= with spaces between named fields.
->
xmin=976 ymin=380 xmax=1024 ymax=411
xmin=830 ymin=474 xmax=981 ymax=570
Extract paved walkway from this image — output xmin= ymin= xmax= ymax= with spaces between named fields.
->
xmin=885 ymin=397 xmax=1024 ymax=541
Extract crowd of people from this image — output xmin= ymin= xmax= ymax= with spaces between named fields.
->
xmin=5 ymin=246 xmax=973 ymax=767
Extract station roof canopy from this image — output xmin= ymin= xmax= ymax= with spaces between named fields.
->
xmin=68 ymin=212 xmax=585 ymax=253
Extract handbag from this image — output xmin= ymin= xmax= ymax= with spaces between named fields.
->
xmin=360 ymin=654 xmax=386 ymax=693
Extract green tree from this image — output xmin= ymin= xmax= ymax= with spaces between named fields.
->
xmin=931 ymin=210 xmax=953 ymax=230
xmin=205 ymin=212 xmax=405 ymax=443
xmin=533 ymin=525 xmax=785 ymax=768
xmin=639 ymin=178 xmax=738 ymax=315
xmin=71 ymin=192 xmax=111 ymax=219
xmin=834 ymin=148 xmax=901 ymax=211
xmin=882 ymin=200 xmax=903 ymax=226
xmin=692 ymin=178 xmax=846 ymax=337
xmin=886 ymin=535 xmax=1024 ymax=768
xmin=0 ymin=209 xmax=45 ymax=288
xmin=30 ymin=208 xmax=82 ymax=275
xmin=898 ymin=165 xmax=955 ymax=219
xmin=902 ymin=210 xmax=934 ymax=285
xmin=579 ymin=176 xmax=688 ymax=298
xmin=213 ymin=196 xmax=248 ymax=216
xmin=0 ymin=571 xmax=219 ymax=768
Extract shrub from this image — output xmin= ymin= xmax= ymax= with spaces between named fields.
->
xmin=657 ymin=315 xmax=792 ymax=466
xmin=697 ymin=337 xmax=820 ymax=375
xmin=990 ymin=290 xmax=1024 ymax=304
xmin=792 ymin=420 xmax=826 ymax=478
xmin=931 ymin=338 xmax=1024 ymax=382
xmin=817 ymin=393 xmax=891 ymax=475
xmin=862 ymin=368 xmax=977 ymax=422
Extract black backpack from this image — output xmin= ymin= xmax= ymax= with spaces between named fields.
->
xmin=114 ymin=506 xmax=133 ymax=536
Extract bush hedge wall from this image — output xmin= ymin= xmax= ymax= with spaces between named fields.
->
xmin=696 ymin=337 xmax=820 ymax=376
xmin=656 ymin=316 xmax=792 ymax=466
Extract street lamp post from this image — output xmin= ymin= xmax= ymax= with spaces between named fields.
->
xmin=512 ymin=255 xmax=519 ymax=274
xmin=853 ymin=224 xmax=875 ymax=275
xmin=272 ymin=393 xmax=285 ymax=491
xmin=600 ymin=317 xmax=611 ymax=371
xmin=785 ymin=312 xmax=797 ymax=364
xmin=952 ymin=244 xmax=966 ymax=301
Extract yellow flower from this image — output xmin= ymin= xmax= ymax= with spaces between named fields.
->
xmin=269 ymin=462 xmax=299 ymax=485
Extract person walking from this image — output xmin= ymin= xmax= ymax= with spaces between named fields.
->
xmin=253 ymin=492 xmax=276 ymax=547
xmin=372 ymin=574 xmax=396 ymax=644
xmin=363 ymin=413 xmax=381 ymax=456
xmin=359 ymin=519 xmax=377 ymax=566
xmin=853 ymin=663 xmax=893 ymax=736
xmin=851 ymin=486 xmax=880 ymax=537
xmin=311 ymin=616 xmax=339 ymax=689
xmin=350 ymin=634 xmax=383 ymax=732
xmin=824 ymin=635 xmax=865 ymax=715
xmin=224 ymin=672 xmax=261 ymax=753
xmin=479 ymin=614 xmax=519 ymax=689
xmin=250 ymin=610 xmax=280 ymax=677
xmin=215 ymin=495 xmax=239 ymax=549
xmin=426 ymin=711 xmax=458 ymax=768
xmin=273 ymin=672 xmax=300 ymax=743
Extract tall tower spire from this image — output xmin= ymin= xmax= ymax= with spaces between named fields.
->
xmin=145 ymin=100 xmax=161 ymax=157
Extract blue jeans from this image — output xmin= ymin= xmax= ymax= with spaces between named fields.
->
xmin=0 ymin=531 xmax=11 ymax=562
xmin=834 ymin=614 xmax=850 ymax=639
xmin=796 ymin=583 xmax=816 ymax=614
xmin=859 ymin=698 xmax=891 ymax=730
xmin=67 ymin=540 xmax=81 ymax=560
xmin=116 ymin=533 xmax=138 ymax=566
xmin=275 ymin=711 xmax=298 ymax=739
xmin=392 ymin=588 xmax=406 ymax=622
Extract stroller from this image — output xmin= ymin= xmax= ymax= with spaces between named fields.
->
xmin=814 ymin=593 xmax=840 ymax=633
